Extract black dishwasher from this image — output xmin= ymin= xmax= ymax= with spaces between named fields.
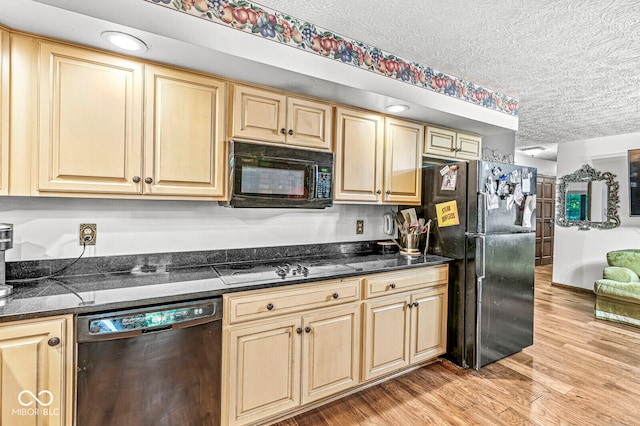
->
xmin=76 ymin=298 xmax=222 ymax=426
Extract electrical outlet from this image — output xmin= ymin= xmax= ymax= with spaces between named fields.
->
xmin=79 ymin=223 xmax=97 ymax=245
xmin=356 ymin=220 xmax=364 ymax=234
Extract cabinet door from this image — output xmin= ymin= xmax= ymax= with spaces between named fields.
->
xmin=226 ymin=317 xmax=301 ymax=426
xmin=0 ymin=316 xmax=72 ymax=426
xmin=144 ymin=65 xmax=226 ymax=197
xmin=286 ymin=96 xmax=332 ymax=151
xmin=38 ymin=42 xmax=143 ymax=194
xmin=334 ymin=107 xmax=384 ymax=202
xmin=383 ymin=118 xmax=423 ymax=205
xmin=231 ymin=85 xmax=286 ymax=144
xmin=362 ymin=294 xmax=410 ymax=381
xmin=424 ymin=126 xmax=456 ymax=157
xmin=455 ymin=132 xmax=482 ymax=160
xmin=410 ymin=286 xmax=448 ymax=364
xmin=0 ymin=30 xmax=7 ymax=195
xmin=301 ymin=305 xmax=360 ymax=405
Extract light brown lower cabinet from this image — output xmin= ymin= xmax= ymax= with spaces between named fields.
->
xmin=0 ymin=315 xmax=73 ymax=426
xmin=222 ymin=265 xmax=448 ymax=425
xmin=361 ymin=284 xmax=447 ymax=381
xmin=223 ymin=304 xmax=360 ymax=426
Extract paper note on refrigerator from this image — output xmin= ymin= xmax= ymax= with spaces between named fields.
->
xmin=522 ymin=195 xmax=536 ymax=228
xmin=435 ymin=200 xmax=460 ymax=227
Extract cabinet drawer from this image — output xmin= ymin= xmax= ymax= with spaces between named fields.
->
xmin=363 ymin=265 xmax=448 ymax=299
xmin=225 ymin=278 xmax=360 ymax=324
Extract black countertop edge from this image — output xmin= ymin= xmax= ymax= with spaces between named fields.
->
xmin=0 ymin=253 xmax=453 ymax=323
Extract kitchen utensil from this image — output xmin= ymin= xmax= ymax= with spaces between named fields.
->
xmin=401 ymin=208 xmax=418 ymax=226
xmin=423 ymin=219 xmax=432 ymax=255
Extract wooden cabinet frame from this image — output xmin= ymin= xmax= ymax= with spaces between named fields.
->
xmin=0 ymin=30 xmax=8 ymax=195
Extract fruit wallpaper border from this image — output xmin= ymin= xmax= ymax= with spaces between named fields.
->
xmin=146 ymin=0 xmax=519 ymax=116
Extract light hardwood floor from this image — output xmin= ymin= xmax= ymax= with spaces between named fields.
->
xmin=275 ymin=265 xmax=640 ymax=425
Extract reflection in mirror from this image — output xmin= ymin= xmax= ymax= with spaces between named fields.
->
xmin=556 ymin=164 xmax=620 ymax=230
xmin=565 ymin=181 xmax=608 ymax=222
xmin=590 ymin=181 xmax=607 ymax=222
xmin=566 ymin=182 xmax=589 ymax=221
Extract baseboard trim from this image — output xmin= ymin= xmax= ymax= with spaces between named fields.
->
xmin=551 ymin=281 xmax=594 ymax=295
xmin=595 ymin=310 xmax=640 ymax=327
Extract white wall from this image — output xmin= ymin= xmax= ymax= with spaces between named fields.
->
xmin=553 ymin=132 xmax=640 ymax=289
xmin=1 ymin=197 xmax=392 ymax=261
xmin=514 ymin=153 xmax=557 ymax=176
xmin=483 ymin=132 xmax=516 ymax=159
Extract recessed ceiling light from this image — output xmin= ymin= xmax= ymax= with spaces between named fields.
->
xmin=385 ymin=104 xmax=409 ymax=113
xmin=520 ymin=146 xmax=546 ymax=157
xmin=101 ymin=31 xmax=149 ymax=52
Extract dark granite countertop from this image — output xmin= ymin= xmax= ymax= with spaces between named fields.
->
xmin=2 ymin=244 xmax=452 ymax=322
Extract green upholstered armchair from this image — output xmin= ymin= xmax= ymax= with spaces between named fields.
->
xmin=594 ymin=250 xmax=640 ymax=327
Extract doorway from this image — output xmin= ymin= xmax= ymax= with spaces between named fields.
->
xmin=536 ymin=175 xmax=556 ymax=266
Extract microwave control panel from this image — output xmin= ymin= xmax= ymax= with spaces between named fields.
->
xmin=316 ymin=169 xmax=332 ymax=199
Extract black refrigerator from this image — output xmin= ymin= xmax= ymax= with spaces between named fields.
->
xmin=404 ymin=159 xmax=536 ymax=369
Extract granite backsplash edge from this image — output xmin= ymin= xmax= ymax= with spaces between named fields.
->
xmin=6 ymin=240 xmax=383 ymax=280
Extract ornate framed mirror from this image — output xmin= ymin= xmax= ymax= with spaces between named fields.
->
xmin=556 ymin=164 xmax=620 ymax=230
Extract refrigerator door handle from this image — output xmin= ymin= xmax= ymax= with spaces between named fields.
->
xmin=474 ymin=234 xmax=485 ymax=370
xmin=477 ymin=191 xmax=487 ymax=234
xmin=475 ymin=275 xmax=483 ymax=370
xmin=477 ymin=234 xmax=486 ymax=279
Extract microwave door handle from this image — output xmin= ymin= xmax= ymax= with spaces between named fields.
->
xmin=309 ymin=164 xmax=318 ymax=199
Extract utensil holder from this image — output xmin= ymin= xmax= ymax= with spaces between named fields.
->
xmin=399 ymin=233 xmax=421 ymax=255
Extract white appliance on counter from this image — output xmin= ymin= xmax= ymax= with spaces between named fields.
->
xmin=0 ymin=224 xmax=13 ymax=298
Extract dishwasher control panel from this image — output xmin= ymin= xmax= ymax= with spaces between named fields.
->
xmin=77 ymin=298 xmax=222 ymax=340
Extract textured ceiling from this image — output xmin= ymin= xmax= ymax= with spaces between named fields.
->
xmin=5 ymin=0 xmax=640 ymax=161
xmin=250 ymin=0 xmax=640 ymax=161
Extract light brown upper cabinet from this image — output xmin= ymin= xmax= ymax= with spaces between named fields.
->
xmin=383 ymin=117 xmax=423 ymax=204
xmin=0 ymin=30 xmax=7 ymax=195
xmin=231 ymin=84 xmax=332 ymax=151
xmin=334 ymin=107 xmax=422 ymax=204
xmin=38 ymin=41 xmax=226 ymax=198
xmin=144 ymin=65 xmax=226 ymax=197
xmin=38 ymin=42 xmax=144 ymax=194
xmin=424 ymin=125 xmax=482 ymax=160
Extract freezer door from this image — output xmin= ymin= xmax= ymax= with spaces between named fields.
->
xmin=470 ymin=161 xmax=537 ymax=234
xmin=415 ymin=161 xmax=469 ymax=258
xmin=475 ymin=232 xmax=535 ymax=369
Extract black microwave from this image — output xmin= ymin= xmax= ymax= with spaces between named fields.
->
xmin=220 ymin=141 xmax=334 ymax=209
